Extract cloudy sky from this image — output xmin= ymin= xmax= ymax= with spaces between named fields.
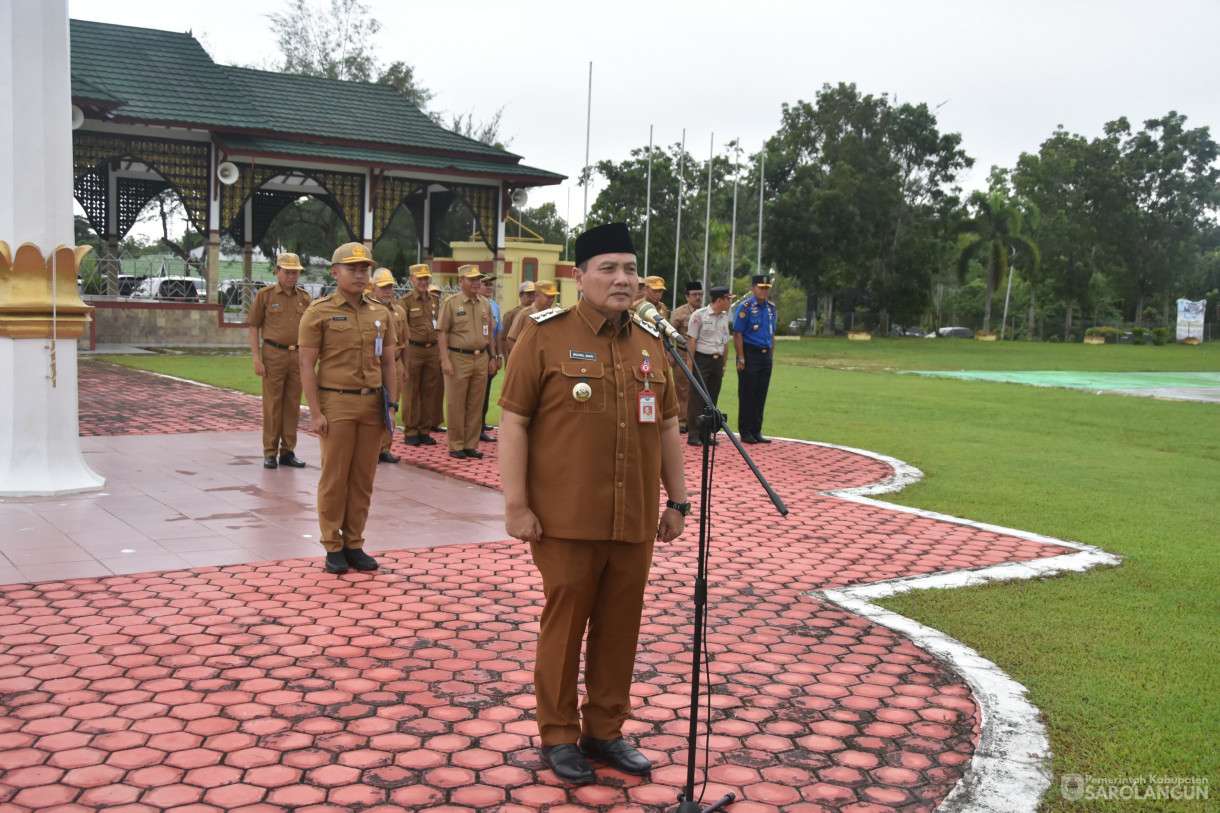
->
xmin=70 ymin=0 xmax=1220 ymax=223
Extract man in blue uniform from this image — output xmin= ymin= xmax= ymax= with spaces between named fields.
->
xmin=732 ymin=274 xmax=777 ymax=444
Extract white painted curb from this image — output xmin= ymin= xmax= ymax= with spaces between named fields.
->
xmin=769 ymin=437 xmax=1123 ymax=813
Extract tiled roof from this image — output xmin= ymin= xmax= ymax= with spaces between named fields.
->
xmin=217 ymin=135 xmax=565 ymax=183
xmin=69 ymin=18 xmax=562 ymax=183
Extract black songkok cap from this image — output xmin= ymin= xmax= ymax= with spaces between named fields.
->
xmin=575 ymin=222 xmax=636 ymax=266
xmin=685 ymin=280 xmax=703 ymax=292
xmin=709 ymin=286 xmax=731 ymax=300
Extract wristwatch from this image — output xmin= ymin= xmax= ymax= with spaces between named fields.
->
xmin=666 ymin=499 xmax=692 ymax=516
xmin=388 ymin=402 xmax=398 ymax=410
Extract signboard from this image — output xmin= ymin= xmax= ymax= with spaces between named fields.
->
xmin=1176 ymin=299 xmax=1205 ymax=342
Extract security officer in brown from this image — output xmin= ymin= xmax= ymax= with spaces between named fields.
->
xmin=248 ymin=252 xmax=313 ymax=469
xmin=371 ymin=267 xmax=408 ymax=463
xmin=437 ymin=265 xmax=500 ymax=459
xmin=668 ymin=279 xmax=703 ymax=434
xmin=498 ymin=222 xmax=690 ymax=785
xmin=397 ymin=264 xmax=442 ymax=447
xmin=298 ymin=242 xmax=398 ymax=575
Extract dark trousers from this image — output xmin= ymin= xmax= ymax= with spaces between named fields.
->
xmin=688 ymin=352 xmax=725 ymax=438
xmin=737 ymin=344 xmax=773 ymax=438
xmin=482 ymin=368 xmax=498 ymax=428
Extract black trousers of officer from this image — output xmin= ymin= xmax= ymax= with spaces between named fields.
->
xmin=689 ymin=352 xmax=725 ymax=438
xmin=738 ymin=343 xmax=773 ymax=438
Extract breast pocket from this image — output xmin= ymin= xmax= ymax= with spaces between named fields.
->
xmin=560 ymin=361 xmax=606 ymax=414
xmin=632 ymin=364 xmax=668 ymax=409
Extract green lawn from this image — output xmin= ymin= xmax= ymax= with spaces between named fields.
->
xmin=94 ymin=338 xmax=1218 ymax=810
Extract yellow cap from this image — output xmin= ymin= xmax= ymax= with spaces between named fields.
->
xmin=534 ymin=280 xmax=559 ymax=297
xmin=429 ymin=283 xmax=441 ymax=293
xmin=276 ymin=252 xmax=303 ymax=270
xmin=457 ymin=264 xmax=483 ymax=279
xmin=331 ymin=242 xmax=374 ymax=265
xmin=372 ymin=268 xmax=395 ymax=287
xmin=644 ymin=275 xmax=666 ymax=291
xmin=409 ymin=263 xmax=431 ymax=278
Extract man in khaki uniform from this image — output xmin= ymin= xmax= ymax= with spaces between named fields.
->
xmin=370 ymin=268 xmax=408 ymax=463
xmin=248 ymin=252 xmax=313 ymax=469
xmin=498 ymin=223 xmax=689 ymax=785
xmin=298 ymin=242 xmax=397 ymax=575
xmin=631 ymin=275 xmax=668 ymax=319
xmin=398 ymin=264 xmax=442 ymax=447
xmin=668 ymin=280 xmax=703 ymax=434
xmin=503 ymin=279 xmax=559 ymax=356
xmin=437 ymin=265 xmax=500 ymax=459
xmin=499 ymin=281 xmax=536 ymax=363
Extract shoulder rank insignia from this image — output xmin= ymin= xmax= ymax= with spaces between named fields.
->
xmin=630 ymin=312 xmax=661 ymax=338
xmin=529 ymin=306 xmax=569 ymax=323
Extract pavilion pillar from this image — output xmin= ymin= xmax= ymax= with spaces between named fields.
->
xmin=422 ymin=188 xmax=432 ymax=262
xmin=0 ymin=0 xmax=104 ymax=495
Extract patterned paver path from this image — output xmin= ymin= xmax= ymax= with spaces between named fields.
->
xmin=0 ymin=362 xmax=1074 ymax=812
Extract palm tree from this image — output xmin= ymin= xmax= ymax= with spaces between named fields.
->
xmin=957 ymin=191 xmax=1040 ymax=334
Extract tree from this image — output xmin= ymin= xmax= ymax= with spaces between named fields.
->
xmin=956 ymin=191 xmax=1040 ymax=334
xmin=513 ymin=202 xmax=569 ymax=248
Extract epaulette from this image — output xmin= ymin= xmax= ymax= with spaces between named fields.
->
xmin=631 ymin=312 xmax=661 ymax=338
xmin=529 ymin=306 xmax=569 ymax=324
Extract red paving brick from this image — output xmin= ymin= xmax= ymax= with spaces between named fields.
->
xmin=0 ymin=362 xmax=1078 ymax=811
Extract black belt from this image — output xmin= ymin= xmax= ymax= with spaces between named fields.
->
xmin=409 ymin=340 xmax=436 ymax=348
xmin=745 ymin=344 xmax=770 ymax=354
xmin=695 ymin=351 xmax=723 ymax=360
xmin=449 ymin=347 xmax=488 ymax=355
xmin=263 ymin=339 xmax=298 ymax=351
xmin=318 ymin=386 xmax=379 ymax=395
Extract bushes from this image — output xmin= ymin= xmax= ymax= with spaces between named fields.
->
xmin=1152 ymin=327 xmax=1169 ymax=346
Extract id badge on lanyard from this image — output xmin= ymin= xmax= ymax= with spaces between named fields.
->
xmin=374 ymin=320 xmax=384 ymax=357
xmin=638 ymin=355 xmax=657 ymax=424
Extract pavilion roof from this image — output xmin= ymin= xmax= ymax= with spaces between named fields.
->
xmin=69 ymin=19 xmax=563 ymax=184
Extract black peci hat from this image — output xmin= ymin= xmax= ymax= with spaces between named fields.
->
xmin=574 ymin=222 xmax=636 ymax=266
xmin=685 ymin=280 xmax=703 ymax=293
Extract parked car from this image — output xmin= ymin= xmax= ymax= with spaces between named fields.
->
xmin=925 ymin=326 xmax=974 ymax=338
xmin=888 ymin=325 xmax=925 ymax=338
xmin=787 ymin=318 xmax=808 ymax=335
xmin=128 ymin=276 xmax=205 ymax=303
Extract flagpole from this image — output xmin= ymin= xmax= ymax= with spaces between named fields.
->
xmin=756 ymin=142 xmax=765 ymax=278
xmin=582 ymin=62 xmax=592 ymax=234
xmin=644 ymin=125 xmax=653 ymax=276
xmin=672 ymin=129 xmax=685 ymax=305
xmin=701 ymin=132 xmax=714 ymax=295
xmin=729 ymin=141 xmax=739 ymax=288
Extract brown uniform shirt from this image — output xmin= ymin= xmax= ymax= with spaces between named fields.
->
xmin=247 ymin=283 xmax=312 ymax=345
xmin=501 ymin=304 xmax=527 ymax=341
xmin=437 ymin=291 xmax=493 ymax=351
xmin=399 ymin=289 xmax=440 ymax=344
xmin=298 ymin=293 xmax=397 ymax=390
xmin=506 ymin=303 xmax=556 ymax=344
xmin=498 ymin=298 xmax=679 ymax=544
xmin=389 ymin=302 xmax=407 ymax=359
xmin=670 ymin=302 xmax=696 ymax=339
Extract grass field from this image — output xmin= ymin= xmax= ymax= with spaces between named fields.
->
xmin=94 ymin=338 xmax=1219 ymax=810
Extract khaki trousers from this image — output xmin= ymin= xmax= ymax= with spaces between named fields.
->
xmin=261 ymin=345 xmax=302 ymax=456
xmin=381 ymin=357 xmax=405 ymax=453
xmin=529 ymin=536 xmax=654 ymax=746
xmin=402 ymin=344 xmax=442 ymax=436
xmin=443 ymin=350 xmax=489 ymax=452
xmin=316 ymin=391 xmax=382 ymax=552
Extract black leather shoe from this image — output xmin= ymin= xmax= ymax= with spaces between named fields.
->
xmin=755 ymin=434 xmax=771 ymax=443
xmin=687 ymin=437 xmax=702 ymax=446
xmin=540 ymin=744 xmax=594 ymax=785
xmin=402 ymin=434 xmax=421 ymax=447
xmin=479 ymin=431 xmax=495 ymax=442
xmin=324 ymin=551 xmax=349 ymax=574
xmin=418 ymin=434 xmax=436 ymax=446
xmin=482 ymin=423 xmax=493 ymax=431
xmin=343 ymin=548 xmax=379 ymax=571
xmin=279 ymin=453 xmax=306 ymax=468
xmin=449 ymin=450 xmax=467 ymax=460
xmin=378 ymin=451 xmax=400 ymax=464
xmin=578 ymin=735 xmax=651 ymax=775
xmin=741 ymin=434 xmax=759 ymax=444
xmin=679 ymin=425 xmax=688 ymax=434
xmin=263 ymin=455 xmax=278 ymax=469
xmin=464 ymin=449 xmax=485 ymax=459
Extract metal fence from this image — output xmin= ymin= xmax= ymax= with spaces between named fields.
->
xmin=78 ymin=252 xmax=207 ymax=300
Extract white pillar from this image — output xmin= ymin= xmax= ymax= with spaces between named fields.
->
xmin=0 ymin=0 xmax=105 ymax=495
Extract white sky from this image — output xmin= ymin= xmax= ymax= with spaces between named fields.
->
xmin=70 ymin=0 xmax=1220 ymax=224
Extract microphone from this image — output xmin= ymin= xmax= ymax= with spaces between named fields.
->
xmin=635 ymin=300 xmax=688 ymax=348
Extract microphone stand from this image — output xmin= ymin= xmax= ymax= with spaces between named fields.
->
xmin=660 ymin=331 xmax=788 ymax=813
